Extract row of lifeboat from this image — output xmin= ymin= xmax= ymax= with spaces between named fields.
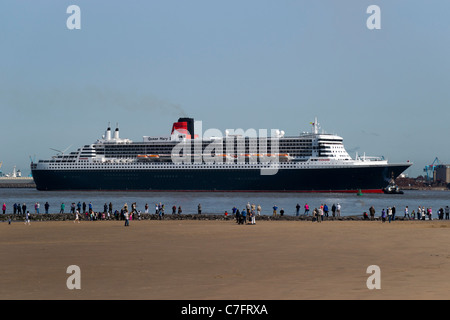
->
xmin=137 ymin=153 xmax=292 ymax=162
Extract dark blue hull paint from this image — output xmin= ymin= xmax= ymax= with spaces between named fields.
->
xmin=31 ymin=164 xmax=411 ymax=192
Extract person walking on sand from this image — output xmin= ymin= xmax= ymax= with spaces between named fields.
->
xmin=25 ymin=211 xmax=30 ymax=225
xmin=387 ymin=207 xmax=393 ymax=223
xmin=404 ymin=206 xmax=410 ymax=219
xmin=74 ymin=210 xmax=80 ymax=223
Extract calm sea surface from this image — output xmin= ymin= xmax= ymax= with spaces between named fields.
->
xmin=0 ymin=188 xmax=449 ymax=216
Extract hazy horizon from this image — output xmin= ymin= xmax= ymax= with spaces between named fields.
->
xmin=1 ymin=1 xmax=449 ymax=178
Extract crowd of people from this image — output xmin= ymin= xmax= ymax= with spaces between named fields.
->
xmin=364 ymin=205 xmax=450 ymax=222
xmin=231 ymin=202 xmax=261 ymax=225
xmin=2 ymin=200 xmax=450 ymax=226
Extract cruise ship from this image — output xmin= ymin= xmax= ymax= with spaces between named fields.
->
xmin=31 ymin=118 xmax=412 ymax=192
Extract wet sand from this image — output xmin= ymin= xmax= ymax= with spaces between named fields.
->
xmin=0 ymin=218 xmax=449 ymax=300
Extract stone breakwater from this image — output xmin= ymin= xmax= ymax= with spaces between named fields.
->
xmin=0 ymin=213 xmax=411 ymax=222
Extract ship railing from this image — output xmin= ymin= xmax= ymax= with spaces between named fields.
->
xmin=356 ymin=155 xmax=385 ymax=162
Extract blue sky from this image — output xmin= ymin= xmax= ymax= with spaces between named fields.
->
xmin=1 ymin=0 xmax=449 ymax=177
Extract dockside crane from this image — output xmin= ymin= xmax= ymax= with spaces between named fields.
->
xmin=423 ymin=157 xmax=440 ymax=182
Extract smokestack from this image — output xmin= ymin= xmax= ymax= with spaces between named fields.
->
xmin=106 ymin=124 xmax=111 ymax=140
xmin=177 ymin=117 xmax=195 ymax=139
xmin=114 ymin=125 xmax=119 ymax=140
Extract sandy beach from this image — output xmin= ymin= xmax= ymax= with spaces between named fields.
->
xmin=0 ymin=218 xmax=449 ymax=300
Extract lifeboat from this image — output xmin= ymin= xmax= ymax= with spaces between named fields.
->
xmin=137 ymin=154 xmax=160 ymax=161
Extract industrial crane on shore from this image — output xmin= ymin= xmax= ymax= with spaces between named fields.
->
xmin=423 ymin=157 xmax=440 ymax=182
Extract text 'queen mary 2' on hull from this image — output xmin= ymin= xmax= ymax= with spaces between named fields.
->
xmin=31 ymin=118 xmax=412 ymax=193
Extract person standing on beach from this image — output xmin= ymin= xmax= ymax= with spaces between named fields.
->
xmin=304 ymin=203 xmax=309 ymax=215
xmin=392 ymin=206 xmax=396 ymax=221
xmin=312 ymin=208 xmax=318 ymax=222
xmin=381 ymin=208 xmax=386 ymax=223
xmin=336 ymin=203 xmax=341 ymax=217
xmin=445 ymin=206 xmax=449 ymax=220
xmin=2 ymin=203 xmax=6 ymax=214
xmin=145 ymin=203 xmax=149 ymax=213
xmin=369 ymin=206 xmax=375 ymax=220
xmin=178 ymin=206 xmax=182 ymax=214
xmin=45 ymin=202 xmax=50 ymax=214
xmin=25 ymin=211 xmax=30 ymax=225
xmin=273 ymin=205 xmax=278 ymax=216
xmin=60 ymin=203 xmax=65 ymax=214
xmin=250 ymin=209 xmax=256 ymax=225
xmin=332 ymin=204 xmax=336 ymax=217
xmin=257 ymin=204 xmax=261 ymax=216
xmin=198 ymin=203 xmax=202 ymax=214
xmin=296 ymin=203 xmax=300 ymax=216
xmin=22 ymin=203 xmax=26 ymax=216
xmin=124 ymin=210 xmax=130 ymax=226
xmin=172 ymin=205 xmax=176 ymax=215
xmin=387 ymin=207 xmax=393 ymax=223
xmin=241 ymin=209 xmax=247 ymax=224
xmin=323 ymin=204 xmax=329 ymax=217
xmin=82 ymin=202 xmax=86 ymax=214
xmin=235 ymin=209 xmax=240 ymax=224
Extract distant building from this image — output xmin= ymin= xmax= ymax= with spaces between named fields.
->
xmin=434 ymin=165 xmax=450 ymax=184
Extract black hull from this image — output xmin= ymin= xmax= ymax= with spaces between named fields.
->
xmin=31 ymin=164 xmax=410 ymax=192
